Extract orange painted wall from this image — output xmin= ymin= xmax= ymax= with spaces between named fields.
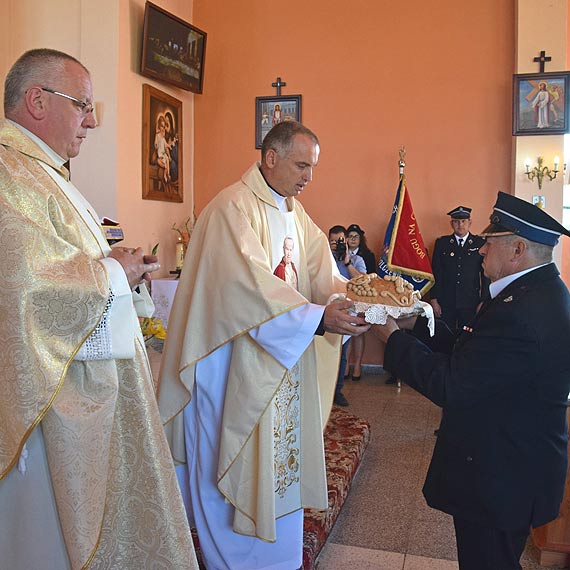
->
xmin=190 ymin=0 xmax=515 ymax=364
xmin=192 ymin=0 xmax=515 ymax=258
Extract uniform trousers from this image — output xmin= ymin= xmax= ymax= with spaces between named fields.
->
xmin=453 ymin=517 xmax=529 ymax=570
xmin=335 ymin=338 xmax=350 ymax=396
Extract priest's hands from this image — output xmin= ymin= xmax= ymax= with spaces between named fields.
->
xmin=108 ymin=247 xmax=161 ymax=289
xmin=323 ymin=301 xmax=371 ymax=336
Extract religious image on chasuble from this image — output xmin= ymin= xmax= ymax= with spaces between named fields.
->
xmin=270 ymin=227 xmax=302 ymax=513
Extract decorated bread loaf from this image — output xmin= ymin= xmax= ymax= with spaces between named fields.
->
xmin=346 ymin=273 xmax=420 ymax=307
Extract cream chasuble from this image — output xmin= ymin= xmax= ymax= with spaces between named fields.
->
xmin=0 ymin=119 xmax=197 ymax=570
xmin=159 ymin=163 xmax=346 ymax=569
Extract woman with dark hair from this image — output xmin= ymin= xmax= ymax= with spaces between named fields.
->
xmin=345 ymin=224 xmax=376 ymax=380
xmin=346 ymin=224 xmax=376 ymax=273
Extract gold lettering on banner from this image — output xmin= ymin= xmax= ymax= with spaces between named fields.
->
xmin=409 ymin=238 xmax=426 ymax=259
xmin=405 ymin=214 xmax=426 ymax=259
xmin=273 ymin=362 xmax=300 ymax=498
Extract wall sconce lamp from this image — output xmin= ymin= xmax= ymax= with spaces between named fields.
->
xmin=524 ymin=156 xmax=562 ymax=190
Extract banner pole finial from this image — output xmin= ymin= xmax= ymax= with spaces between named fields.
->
xmin=399 ymin=145 xmax=406 ymax=175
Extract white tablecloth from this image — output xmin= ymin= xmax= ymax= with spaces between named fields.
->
xmin=151 ymin=278 xmax=179 ymax=328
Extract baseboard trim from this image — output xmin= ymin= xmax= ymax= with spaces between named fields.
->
xmin=361 ymin=364 xmax=386 ymax=375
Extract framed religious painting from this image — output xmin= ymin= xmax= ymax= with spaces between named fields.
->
xmin=513 ymin=71 xmax=570 ymax=135
xmin=255 ymin=95 xmax=302 ymax=148
xmin=142 ymin=84 xmax=183 ymax=203
xmin=141 ymin=1 xmax=207 ymax=94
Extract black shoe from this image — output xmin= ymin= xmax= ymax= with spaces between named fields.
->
xmin=352 ymin=375 xmax=361 ymax=381
xmin=334 ymin=392 xmax=349 ymax=407
xmin=385 ymin=375 xmax=398 ymax=385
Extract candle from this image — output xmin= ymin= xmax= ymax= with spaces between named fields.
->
xmin=175 ymin=236 xmax=185 ymax=270
xmin=524 ymin=157 xmax=531 ymax=173
xmin=554 ymin=156 xmax=560 ymax=171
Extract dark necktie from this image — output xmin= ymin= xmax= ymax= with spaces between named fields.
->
xmin=458 ymin=238 xmax=464 ymax=247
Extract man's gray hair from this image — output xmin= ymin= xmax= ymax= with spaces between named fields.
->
xmin=504 ymin=233 xmax=554 ymax=264
xmin=4 ymin=49 xmax=89 ymax=115
xmin=524 ymin=237 xmax=554 ymax=264
xmin=261 ymin=120 xmax=319 ymax=161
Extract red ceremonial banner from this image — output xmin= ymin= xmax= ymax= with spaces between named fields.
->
xmin=385 ymin=177 xmax=434 ymax=293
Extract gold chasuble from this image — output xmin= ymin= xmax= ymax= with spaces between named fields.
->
xmin=0 ymin=119 xmax=197 ymax=570
xmin=159 ymin=163 xmax=345 ymax=541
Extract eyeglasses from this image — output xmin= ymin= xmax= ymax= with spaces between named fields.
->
xmin=41 ymin=87 xmax=94 ymax=115
xmin=347 ymin=234 xmax=360 ymax=239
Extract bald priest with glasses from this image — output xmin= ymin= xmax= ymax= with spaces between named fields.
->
xmin=0 ymin=49 xmax=198 ymax=570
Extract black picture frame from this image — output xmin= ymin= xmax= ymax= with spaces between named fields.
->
xmin=513 ymin=71 xmax=570 ymax=136
xmin=141 ymin=1 xmax=207 ymax=94
xmin=255 ymin=95 xmax=302 ymax=148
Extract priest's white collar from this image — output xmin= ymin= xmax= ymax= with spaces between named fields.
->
xmin=258 ymin=165 xmax=290 ymax=212
xmin=7 ymin=119 xmax=67 ymax=167
xmin=269 ymin=187 xmax=288 ymax=213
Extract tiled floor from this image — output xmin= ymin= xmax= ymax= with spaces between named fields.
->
xmin=316 ymin=369 xmax=569 ymax=570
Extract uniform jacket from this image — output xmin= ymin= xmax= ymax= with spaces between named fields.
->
xmin=384 ymin=263 xmax=570 ymax=531
xmin=430 ymin=233 xmax=488 ymax=309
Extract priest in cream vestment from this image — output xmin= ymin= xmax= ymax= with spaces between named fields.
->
xmin=159 ymin=121 xmax=370 ymax=570
xmin=0 ymin=49 xmax=198 ymax=570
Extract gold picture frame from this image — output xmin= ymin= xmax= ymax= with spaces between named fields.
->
xmin=142 ymin=84 xmax=183 ymax=202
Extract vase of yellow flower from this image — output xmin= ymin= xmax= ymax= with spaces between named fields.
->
xmin=140 ymin=317 xmax=167 ymax=353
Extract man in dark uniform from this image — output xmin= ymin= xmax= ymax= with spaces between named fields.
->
xmin=373 ymin=192 xmax=570 ymax=570
xmin=430 ymin=206 xmax=489 ymax=333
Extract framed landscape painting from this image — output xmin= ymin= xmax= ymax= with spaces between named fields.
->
xmin=513 ymin=72 xmax=570 ymax=135
xmin=255 ymin=95 xmax=302 ymax=148
xmin=142 ymin=84 xmax=183 ymax=203
xmin=141 ymin=1 xmax=207 ymax=94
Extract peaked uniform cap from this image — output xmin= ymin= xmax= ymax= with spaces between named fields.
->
xmin=481 ymin=191 xmax=570 ymax=246
xmin=346 ymin=224 xmax=365 ymax=235
xmin=447 ymin=206 xmax=472 ymax=219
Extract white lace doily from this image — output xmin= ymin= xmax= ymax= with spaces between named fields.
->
xmin=328 ymin=294 xmax=435 ymax=337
